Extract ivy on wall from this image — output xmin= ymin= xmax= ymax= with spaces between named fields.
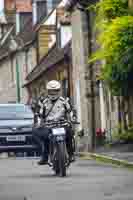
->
xmin=89 ymin=0 xmax=133 ymax=96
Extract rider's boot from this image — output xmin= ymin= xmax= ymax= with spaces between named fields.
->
xmin=69 ymin=154 xmax=75 ymax=162
xmin=38 ymin=141 xmax=49 ymax=165
xmin=38 ymin=155 xmax=48 ymax=165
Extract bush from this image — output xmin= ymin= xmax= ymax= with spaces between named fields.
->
xmin=96 ymin=0 xmax=128 ymax=20
xmin=90 ymin=16 xmax=133 ymax=96
xmin=112 ymin=125 xmax=133 ymax=142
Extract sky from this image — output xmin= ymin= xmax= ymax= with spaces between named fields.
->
xmin=0 ymin=0 xmax=4 ymax=16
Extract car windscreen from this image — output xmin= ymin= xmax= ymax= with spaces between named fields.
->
xmin=0 ymin=105 xmax=33 ymax=119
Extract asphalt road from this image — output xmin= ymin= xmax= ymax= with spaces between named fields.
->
xmin=0 ymin=157 xmax=133 ymax=200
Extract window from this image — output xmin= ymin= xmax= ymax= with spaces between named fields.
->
xmin=20 ymin=13 xmax=32 ymax=32
xmin=37 ymin=1 xmax=47 ymax=23
xmin=52 ymin=0 xmax=62 ymax=9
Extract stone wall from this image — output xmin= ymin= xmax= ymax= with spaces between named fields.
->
xmin=0 ymin=57 xmax=17 ymax=103
xmin=71 ymin=8 xmax=101 ymax=151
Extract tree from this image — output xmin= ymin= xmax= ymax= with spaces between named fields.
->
xmin=89 ymin=0 xmax=133 ymax=130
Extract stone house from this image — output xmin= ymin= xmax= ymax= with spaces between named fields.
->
xmin=24 ymin=1 xmax=73 ymax=101
xmin=0 ymin=0 xmax=61 ymax=104
xmin=0 ymin=0 xmax=34 ymax=103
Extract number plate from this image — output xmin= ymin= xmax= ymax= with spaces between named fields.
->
xmin=6 ymin=135 xmax=26 ymax=142
xmin=52 ymin=128 xmax=66 ymax=135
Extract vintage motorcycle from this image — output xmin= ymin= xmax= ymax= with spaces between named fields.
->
xmin=44 ymin=119 xmax=77 ymax=177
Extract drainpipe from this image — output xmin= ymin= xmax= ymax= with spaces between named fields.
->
xmin=16 ymin=10 xmax=21 ymax=103
xmin=16 ymin=56 xmax=21 ymax=103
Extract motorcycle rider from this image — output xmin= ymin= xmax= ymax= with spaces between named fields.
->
xmin=31 ymin=94 xmax=45 ymax=126
xmin=32 ymin=80 xmax=76 ymax=165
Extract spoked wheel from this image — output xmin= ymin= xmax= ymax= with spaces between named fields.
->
xmin=57 ymin=141 xmax=66 ymax=177
xmin=52 ymin=148 xmax=60 ymax=175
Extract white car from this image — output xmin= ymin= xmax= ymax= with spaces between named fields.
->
xmin=0 ymin=103 xmax=38 ymax=154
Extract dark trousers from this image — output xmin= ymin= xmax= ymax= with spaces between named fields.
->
xmin=32 ymin=126 xmax=74 ymax=159
xmin=32 ymin=127 xmax=50 ymax=160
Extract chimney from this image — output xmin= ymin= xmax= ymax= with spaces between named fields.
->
xmin=4 ymin=0 xmax=16 ymax=24
xmin=32 ymin=0 xmax=47 ymax=25
xmin=4 ymin=0 xmax=15 ymax=11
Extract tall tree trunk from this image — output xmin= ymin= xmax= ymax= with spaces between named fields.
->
xmin=128 ymin=0 xmax=133 ymax=8
xmin=117 ymin=96 xmax=122 ymax=133
xmin=127 ymin=95 xmax=133 ymax=127
xmin=121 ymin=97 xmax=128 ymax=131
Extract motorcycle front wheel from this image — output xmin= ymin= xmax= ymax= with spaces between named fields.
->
xmin=57 ymin=141 xmax=66 ymax=177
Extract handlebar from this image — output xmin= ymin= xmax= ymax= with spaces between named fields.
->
xmin=72 ymin=121 xmax=80 ymax=125
xmin=44 ymin=119 xmax=69 ymax=126
xmin=43 ymin=119 xmax=80 ymax=127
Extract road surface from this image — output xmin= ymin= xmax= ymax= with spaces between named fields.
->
xmin=0 ymin=157 xmax=132 ymax=200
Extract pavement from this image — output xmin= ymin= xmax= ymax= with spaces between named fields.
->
xmin=79 ymin=143 xmax=133 ymax=169
xmin=0 ymin=143 xmax=133 ymax=169
xmin=96 ymin=152 xmax=133 ymax=162
xmin=0 ymin=158 xmax=133 ymax=200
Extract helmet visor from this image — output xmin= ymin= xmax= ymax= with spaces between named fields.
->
xmin=48 ymin=89 xmax=60 ymax=95
xmin=48 ymin=89 xmax=60 ymax=100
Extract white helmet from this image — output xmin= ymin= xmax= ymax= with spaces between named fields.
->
xmin=46 ymin=80 xmax=61 ymax=90
xmin=46 ymin=80 xmax=61 ymax=101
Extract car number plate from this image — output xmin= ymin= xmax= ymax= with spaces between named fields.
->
xmin=52 ymin=128 xmax=66 ymax=135
xmin=6 ymin=135 xmax=26 ymax=142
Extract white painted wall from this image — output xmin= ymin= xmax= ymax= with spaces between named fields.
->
xmin=99 ymin=82 xmax=106 ymax=132
xmin=45 ymin=9 xmax=56 ymax=25
xmin=32 ymin=1 xmax=37 ymax=25
xmin=61 ymin=25 xmax=72 ymax=48
xmin=49 ymin=34 xmax=56 ymax=48
xmin=16 ymin=13 xmax=20 ymax=34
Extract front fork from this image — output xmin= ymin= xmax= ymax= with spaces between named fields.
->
xmin=48 ymin=137 xmax=70 ymax=167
